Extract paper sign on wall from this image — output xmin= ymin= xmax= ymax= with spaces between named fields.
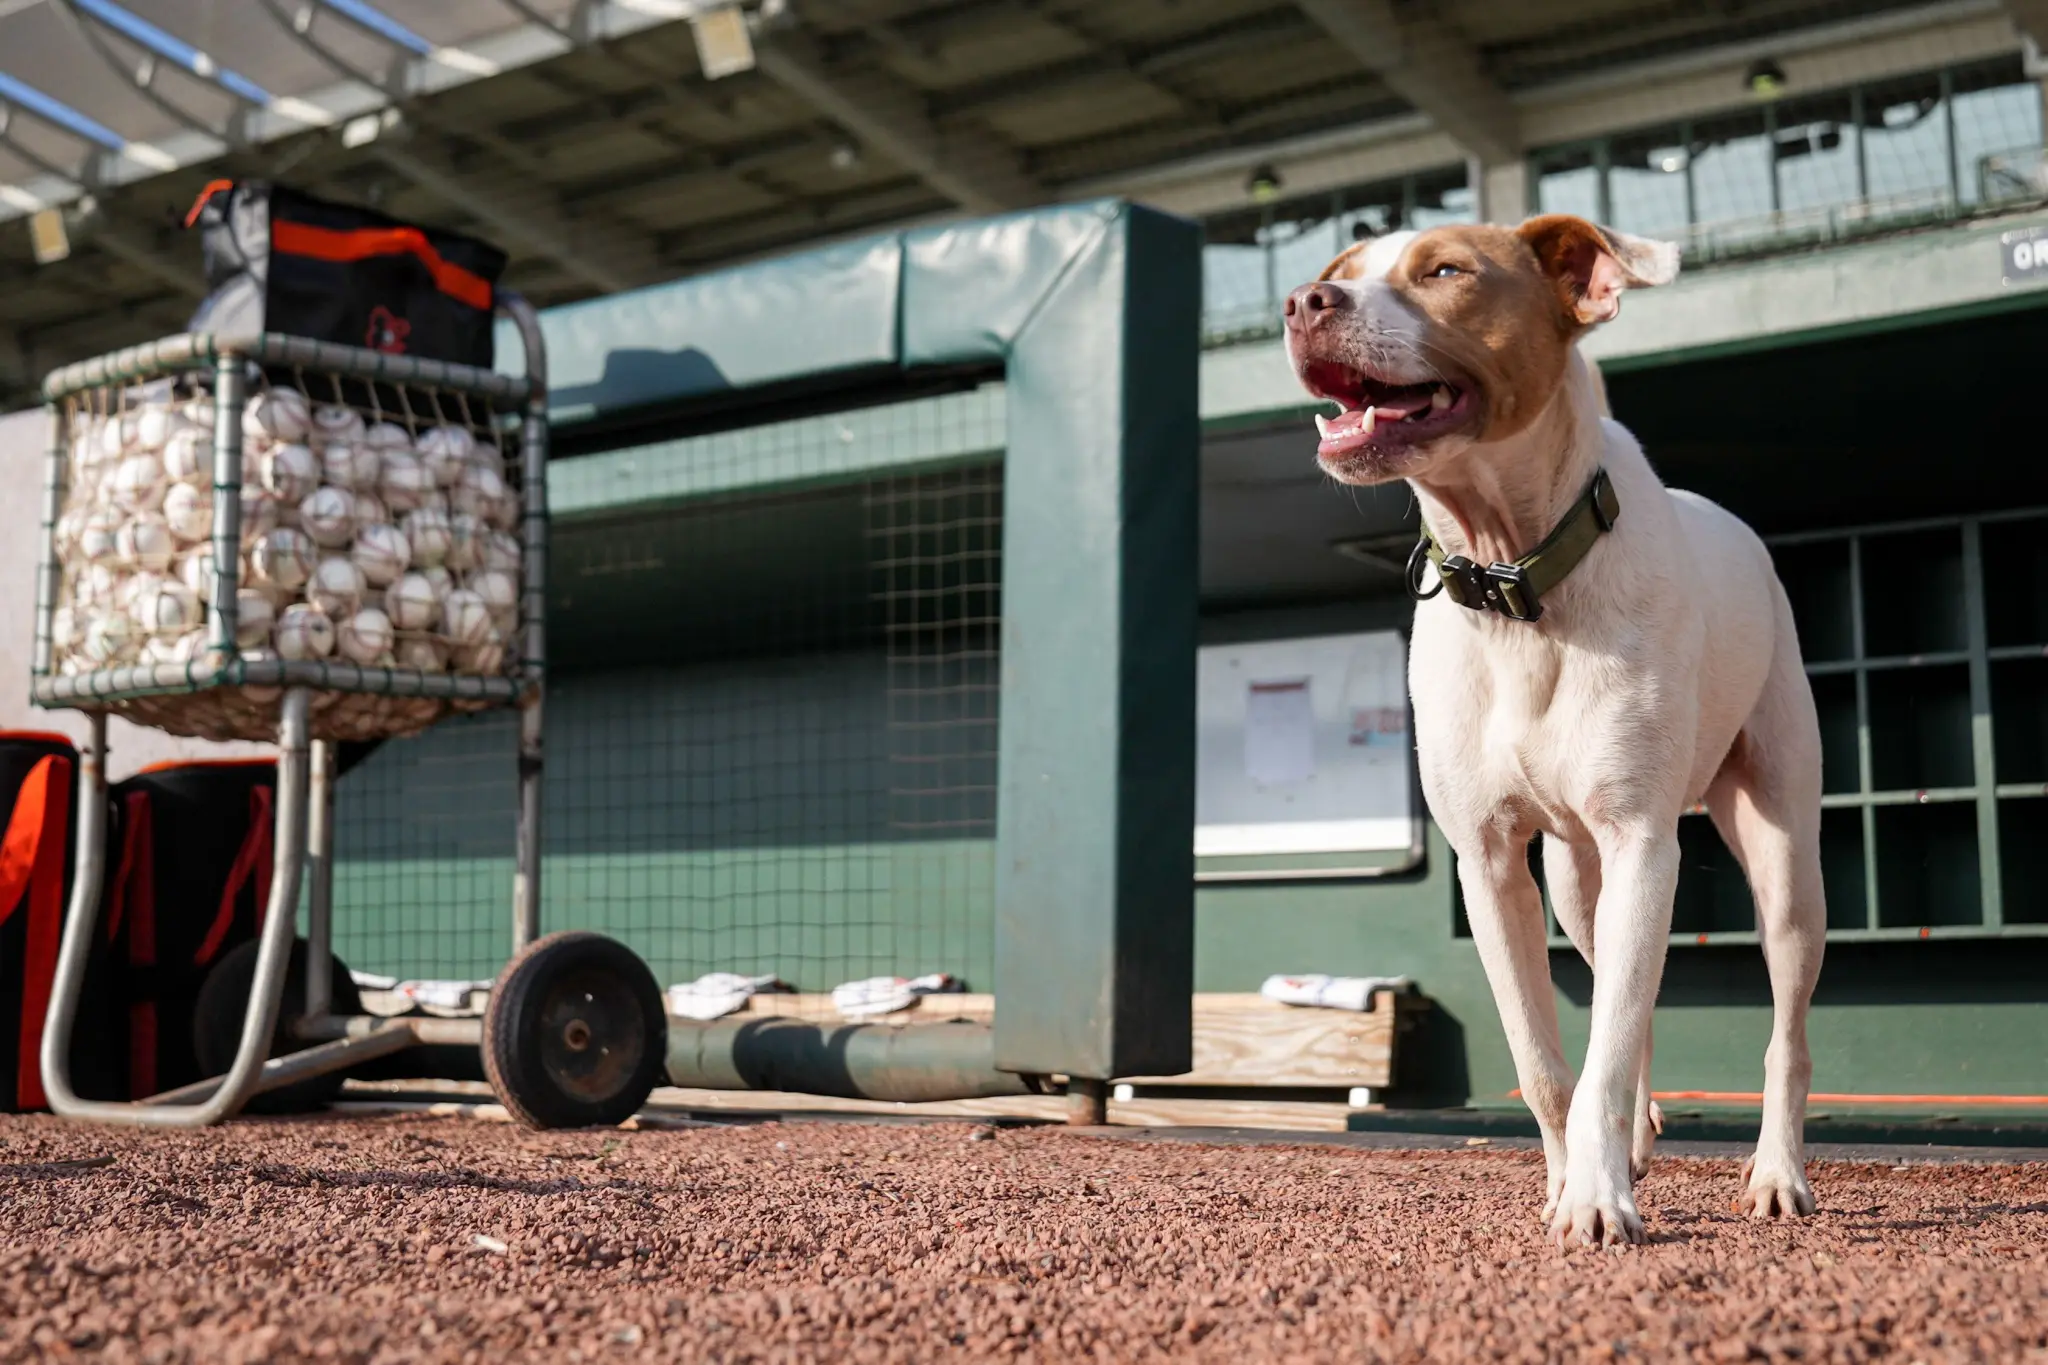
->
xmin=1196 ymin=631 xmax=1412 ymax=858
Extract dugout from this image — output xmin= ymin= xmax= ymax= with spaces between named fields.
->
xmin=331 ymin=200 xmax=1201 ymax=1093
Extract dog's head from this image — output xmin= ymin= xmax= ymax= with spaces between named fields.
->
xmin=1283 ymin=215 xmax=1677 ymax=486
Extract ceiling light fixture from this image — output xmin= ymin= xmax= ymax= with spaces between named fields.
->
xmin=1745 ymin=58 xmax=1787 ymax=101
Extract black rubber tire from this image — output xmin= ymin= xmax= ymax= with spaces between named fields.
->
xmin=192 ymin=937 xmax=364 ymax=1115
xmin=482 ymin=931 xmax=668 ymax=1130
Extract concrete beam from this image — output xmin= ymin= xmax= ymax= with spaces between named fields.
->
xmin=370 ymin=141 xmax=665 ymax=295
xmin=752 ymin=31 xmax=1044 ymax=214
xmin=1292 ymin=0 xmax=1520 ymax=165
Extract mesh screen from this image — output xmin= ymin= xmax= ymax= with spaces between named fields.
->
xmin=331 ymin=399 xmax=1004 ymax=997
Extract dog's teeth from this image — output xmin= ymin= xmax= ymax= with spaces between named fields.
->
xmin=1360 ymin=407 xmax=1377 ymax=437
xmin=1314 ymin=413 xmax=1331 ymax=437
xmin=1431 ymin=387 xmax=1452 ymax=411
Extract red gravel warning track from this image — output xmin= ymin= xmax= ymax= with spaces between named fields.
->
xmin=0 ymin=1112 xmax=2044 ymax=1363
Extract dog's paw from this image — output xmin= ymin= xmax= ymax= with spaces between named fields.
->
xmin=1549 ymin=1180 xmax=1646 ymax=1248
xmin=1541 ymin=1167 xmax=1567 ymax=1224
xmin=1734 ymin=1154 xmax=1815 ymax=1219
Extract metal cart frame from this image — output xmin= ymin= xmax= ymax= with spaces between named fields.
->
xmin=32 ymin=296 xmax=551 ymax=1127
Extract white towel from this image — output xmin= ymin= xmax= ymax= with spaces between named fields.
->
xmin=350 ymin=970 xmax=399 ymax=991
xmin=391 ymin=979 xmax=494 ymax=1011
xmin=1260 ymin=973 xmax=1412 ymax=1012
xmin=830 ymin=973 xmax=962 ymax=1019
xmin=666 ymin=972 xmax=789 ymax=1022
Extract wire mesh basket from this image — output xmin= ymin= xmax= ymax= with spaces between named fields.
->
xmin=33 ymin=329 xmax=544 ymax=744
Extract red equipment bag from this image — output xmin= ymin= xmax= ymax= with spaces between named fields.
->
xmin=0 ymin=733 xmax=76 ymax=1112
xmin=99 ymin=760 xmax=278 ymax=1099
xmin=182 ymin=179 xmax=507 ymax=369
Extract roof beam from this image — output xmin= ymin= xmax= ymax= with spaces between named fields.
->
xmin=2003 ymin=0 xmax=2048 ymax=46
xmin=1291 ymin=0 xmax=1519 ymax=165
xmin=752 ymin=31 xmax=1043 ymax=214
xmin=368 ymin=140 xmax=665 ymax=294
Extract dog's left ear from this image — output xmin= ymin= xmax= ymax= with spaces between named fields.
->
xmin=1516 ymin=215 xmax=1679 ymax=328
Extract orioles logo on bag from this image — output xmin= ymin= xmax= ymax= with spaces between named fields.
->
xmin=366 ymin=305 xmax=411 ymax=355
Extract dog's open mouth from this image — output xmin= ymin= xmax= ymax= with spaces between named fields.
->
xmin=1299 ymin=361 xmax=1474 ymax=461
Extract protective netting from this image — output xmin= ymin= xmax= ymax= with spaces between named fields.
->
xmin=331 ymin=393 xmax=1005 ymax=996
xmin=44 ymin=353 xmax=529 ymax=744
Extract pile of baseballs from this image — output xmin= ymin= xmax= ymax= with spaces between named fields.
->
xmin=52 ymin=383 xmax=522 ymax=682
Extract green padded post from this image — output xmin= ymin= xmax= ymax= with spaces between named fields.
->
xmin=904 ymin=201 xmax=1202 ymax=1080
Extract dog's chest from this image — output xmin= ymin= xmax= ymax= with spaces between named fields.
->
xmin=1413 ymin=621 xmax=1590 ymax=824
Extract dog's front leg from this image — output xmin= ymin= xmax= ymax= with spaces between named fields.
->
xmin=1552 ymin=826 xmax=1680 ymax=1248
xmin=1457 ymin=836 xmax=1575 ymax=1221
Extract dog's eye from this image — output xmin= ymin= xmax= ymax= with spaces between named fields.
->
xmin=1428 ymin=263 xmax=1464 ymax=279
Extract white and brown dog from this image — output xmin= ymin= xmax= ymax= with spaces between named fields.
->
xmin=1284 ymin=216 xmax=1826 ymax=1246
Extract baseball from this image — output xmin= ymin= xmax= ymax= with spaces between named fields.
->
xmin=50 ymin=606 xmax=76 ymax=654
xmin=55 ymin=507 xmax=88 ymax=558
xmin=385 ymin=572 xmax=441 ymax=632
xmin=454 ymin=637 xmax=506 ymax=676
xmin=452 ymin=464 xmax=510 ymax=528
xmin=178 ymin=547 xmax=216 ymax=602
xmin=441 ymin=588 xmax=493 ymax=648
xmin=183 ymin=395 xmax=217 ymax=432
xmin=478 ymin=530 xmax=521 ymax=574
xmin=238 ymin=486 xmax=282 ymax=545
xmin=248 ymin=527 xmax=316 ymax=592
xmin=234 ymin=588 xmax=275 ymax=649
xmin=135 ymin=401 xmax=180 ymax=452
xmin=117 ymin=514 xmax=177 ymax=573
xmin=82 ymin=611 xmax=135 ymax=664
xmin=143 ymin=631 xmax=206 ymax=667
xmin=403 ymin=508 xmax=453 ymax=567
xmin=275 ymin=604 xmax=335 ymax=661
xmin=351 ymin=490 xmax=390 ymax=528
xmin=112 ymin=453 xmax=168 ymax=514
xmin=299 ymin=486 xmax=357 ymax=547
xmin=244 ymin=389 xmax=311 ymax=443
xmin=338 ymin=607 xmax=394 ymax=665
xmin=468 ymin=568 xmax=518 ymax=622
xmin=351 ymin=523 xmax=411 ymax=587
xmin=379 ymin=450 xmax=431 ymax=512
xmin=164 ymin=482 xmax=213 ymax=544
xmin=444 ymin=513 xmax=481 ymax=572
xmin=79 ymin=510 xmax=123 ymax=564
xmin=416 ymin=425 xmax=474 ymax=485
xmin=163 ymin=427 xmax=209 ymax=485
xmin=396 ymin=637 xmax=448 ymax=673
xmin=99 ymin=412 xmax=134 ymax=459
xmin=419 ymin=564 xmax=455 ymax=599
xmin=321 ymin=441 xmax=381 ymax=491
xmin=364 ymin=421 xmax=412 ymax=452
xmin=134 ymin=578 xmax=202 ymax=636
xmin=311 ymin=403 xmax=365 ymax=446
xmin=308 ymin=556 xmax=367 ymax=617
xmin=258 ymin=442 xmax=320 ymax=502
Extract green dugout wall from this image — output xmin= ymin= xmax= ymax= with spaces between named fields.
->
xmin=332 ymin=200 xmax=1200 ymax=1084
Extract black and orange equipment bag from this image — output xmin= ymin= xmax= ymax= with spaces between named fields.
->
xmin=0 ymin=734 xmax=77 ymax=1112
xmin=184 ymin=180 xmax=507 ymax=369
xmin=98 ymin=761 xmax=279 ymax=1100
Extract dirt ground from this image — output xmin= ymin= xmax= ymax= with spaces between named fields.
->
xmin=0 ymin=1112 xmax=2044 ymax=1363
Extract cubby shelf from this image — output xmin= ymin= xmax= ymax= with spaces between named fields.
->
xmin=1543 ymin=506 xmax=2048 ymax=949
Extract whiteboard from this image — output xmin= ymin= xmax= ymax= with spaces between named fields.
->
xmin=1194 ymin=631 xmax=1413 ymax=859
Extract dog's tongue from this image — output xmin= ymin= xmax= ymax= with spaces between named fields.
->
xmin=1373 ymin=389 xmax=1434 ymax=418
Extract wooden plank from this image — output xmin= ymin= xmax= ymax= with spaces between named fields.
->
xmin=1125 ymin=992 xmax=1404 ymax=1089
xmin=336 ymin=1082 xmax=1363 ymax=1133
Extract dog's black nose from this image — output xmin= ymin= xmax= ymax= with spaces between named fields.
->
xmin=1283 ymin=282 xmax=1348 ymax=331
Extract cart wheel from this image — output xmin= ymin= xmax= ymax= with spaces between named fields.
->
xmin=193 ymin=937 xmax=363 ymax=1115
xmin=482 ymin=932 xmax=667 ymax=1130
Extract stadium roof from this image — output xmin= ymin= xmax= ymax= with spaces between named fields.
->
xmin=0 ymin=0 xmax=2035 ymax=405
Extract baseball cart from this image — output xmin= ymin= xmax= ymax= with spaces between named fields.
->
xmin=28 ymin=296 xmax=669 ymax=1128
